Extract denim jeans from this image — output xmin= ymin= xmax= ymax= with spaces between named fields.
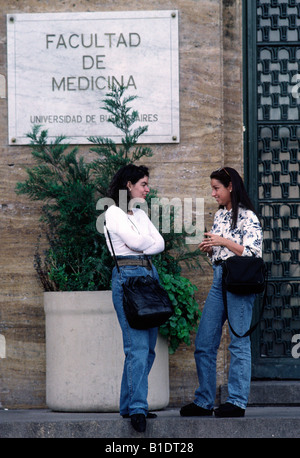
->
xmin=194 ymin=264 xmax=255 ymax=410
xmin=111 ymin=259 xmax=159 ymax=416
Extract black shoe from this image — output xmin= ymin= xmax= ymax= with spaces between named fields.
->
xmin=130 ymin=414 xmax=146 ymax=432
xmin=123 ymin=412 xmax=157 ymax=419
xmin=180 ymin=402 xmax=213 ymax=417
xmin=214 ymin=402 xmax=245 ymax=417
xmin=145 ymin=412 xmax=157 ymax=419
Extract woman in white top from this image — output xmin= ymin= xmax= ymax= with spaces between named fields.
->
xmin=180 ymin=167 xmax=263 ymax=418
xmin=104 ymin=164 xmax=165 ymax=433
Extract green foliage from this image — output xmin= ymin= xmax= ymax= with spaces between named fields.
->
xmin=155 ymin=262 xmax=200 ymax=354
xmin=16 ymin=84 xmax=205 ymax=352
xmin=16 ymin=125 xmax=113 ymax=291
xmin=88 ymin=86 xmax=153 ymax=195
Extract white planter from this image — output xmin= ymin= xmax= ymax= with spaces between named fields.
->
xmin=44 ymin=291 xmax=169 ymax=412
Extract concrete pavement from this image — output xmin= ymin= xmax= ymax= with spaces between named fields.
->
xmin=0 ymin=406 xmax=300 ymax=438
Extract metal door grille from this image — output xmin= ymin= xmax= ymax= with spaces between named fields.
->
xmin=246 ymin=0 xmax=300 ymax=377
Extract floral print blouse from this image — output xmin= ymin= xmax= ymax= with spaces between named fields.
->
xmin=210 ymin=206 xmax=263 ymax=262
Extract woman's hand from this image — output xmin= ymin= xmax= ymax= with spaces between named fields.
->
xmin=198 ymin=232 xmax=244 ymax=256
xmin=198 ymin=232 xmax=224 ymax=252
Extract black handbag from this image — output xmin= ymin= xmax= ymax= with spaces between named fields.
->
xmin=122 ymin=275 xmax=174 ymax=329
xmin=221 ymin=256 xmax=267 ymax=338
xmin=105 ymin=221 xmax=174 ymax=330
xmin=222 ymin=256 xmax=266 ymax=295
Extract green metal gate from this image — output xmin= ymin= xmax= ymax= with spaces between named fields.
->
xmin=243 ymin=0 xmax=300 ymax=378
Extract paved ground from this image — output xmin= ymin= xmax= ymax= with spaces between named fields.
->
xmin=1 ymin=406 xmax=300 ymax=439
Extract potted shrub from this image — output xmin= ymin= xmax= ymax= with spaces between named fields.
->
xmin=16 ymin=86 xmax=203 ymax=411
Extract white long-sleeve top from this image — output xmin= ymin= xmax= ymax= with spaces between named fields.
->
xmin=104 ymin=205 xmax=165 ymax=256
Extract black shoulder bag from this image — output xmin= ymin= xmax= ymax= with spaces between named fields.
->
xmin=222 ymin=256 xmax=268 ymax=338
xmin=105 ymin=222 xmax=174 ymax=330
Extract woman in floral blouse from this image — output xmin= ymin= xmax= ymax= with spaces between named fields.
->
xmin=180 ymin=167 xmax=263 ymax=418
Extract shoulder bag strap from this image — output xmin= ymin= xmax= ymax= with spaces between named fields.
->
xmin=104 ymin=220 xmax=120 ymax=273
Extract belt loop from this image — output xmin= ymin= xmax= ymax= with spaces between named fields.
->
xmin=145 ymin=254 xmax=153 ymax=268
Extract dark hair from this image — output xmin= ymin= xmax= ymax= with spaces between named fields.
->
xmin=107 ymin=164 xmax=149 ymax=205
xmin=210 ymin=167 xmax=257 ymax=229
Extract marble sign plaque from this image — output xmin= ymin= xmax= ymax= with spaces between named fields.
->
xmin=7 ymin=11 xmax=179 ymax=145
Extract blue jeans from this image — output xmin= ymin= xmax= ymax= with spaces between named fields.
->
xmin=111 ymin=260 xmax=159 ymax=416
xmin=194 ymin=264 xmax=255 ymax=410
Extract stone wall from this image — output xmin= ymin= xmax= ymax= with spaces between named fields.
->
xmin=0 ymin=0 xmax=243 ymax=409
